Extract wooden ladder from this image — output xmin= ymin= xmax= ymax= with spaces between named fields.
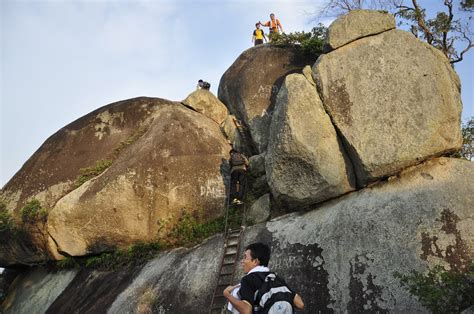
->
xmin=209 ymin=227 xmax=244 ymax=314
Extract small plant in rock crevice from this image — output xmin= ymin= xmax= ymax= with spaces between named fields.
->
xmin=158 ymin=207 xmax=241 ymax=248
xmin=19 ymin=199 xmax=50 ymax=264
xmin=74 ymin=159 xmax=113 ymax=188
xmin=394 ymin=261 xmax=474 ymax=314
xmin=57 ymin=242 xmax=162 ymax=271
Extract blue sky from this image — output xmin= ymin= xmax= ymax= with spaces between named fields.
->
xmin=1 ymin=0 xmax=473 ymax=187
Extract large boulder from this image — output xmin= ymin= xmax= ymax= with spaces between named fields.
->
xmin=326 ymin=10 xmax=396 ymax=50
xmin=1 ymin=97 xmax=163 ymax=214
xmin=0 ymin=98 xmax=230 ymax=265
xmin=47 ymin=104 xmax=229 ymax=257
xmin=182 ymin=89 xmax=228 ymax=124
xmin=218 ymin=45 xmax=316 ymax=153
xmin=313 ymin=29 xmax=462 ymax=186
xmin=266 ymin=74 xmax=355 ymax=207
xmin=1 ymin=97 xmax=167 ymax=264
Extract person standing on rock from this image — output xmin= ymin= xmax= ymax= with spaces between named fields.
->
xmin=224 ymin=242 xmax=305 ymax=313
xmin=252 ymin=22 xmax=267 ymax=46
xmin=197 ymin=79 xmax=210 ymax=90
xmin=261 ymin=13 xmax=283 ymax=41
xmin=229 ymin=148 xmax=249 ymax=205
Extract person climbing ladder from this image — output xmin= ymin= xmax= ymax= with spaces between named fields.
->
xmin=229 ymin=148 xmax=249 ymax=205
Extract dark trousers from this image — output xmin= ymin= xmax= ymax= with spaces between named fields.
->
xmin=230 ymin=170 xmax=247 ymax=202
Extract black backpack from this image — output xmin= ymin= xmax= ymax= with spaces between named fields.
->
xmin=203 ymin=81 xmax=211 ymax=90
xmin=254 ymin=272 xmax=294 ymax=314
xmin=230 ymin=152 xmax=246 ymax=167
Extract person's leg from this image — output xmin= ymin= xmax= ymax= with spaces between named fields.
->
xmin=230 ymin=171 xmax=239 ymax=202
xmin=236 ymin=170 xmax=247 ymax=202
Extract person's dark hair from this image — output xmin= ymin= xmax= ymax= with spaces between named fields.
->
xmin=255 ymin=22 xmax=259 ymax=27
xmin=198 ymin=79 xmax=203 ymax=83
xmin=245 ymin=242 xmax=271 ymax=266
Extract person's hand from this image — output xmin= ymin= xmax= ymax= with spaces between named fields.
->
xmin=223 ymin=285 xmax=236 ymax=297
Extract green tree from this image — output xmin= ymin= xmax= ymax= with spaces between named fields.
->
xmin=319 ymin=0 xmax=473 ymax=64
xmin=455 ymin=117 xmax=474 ymax=160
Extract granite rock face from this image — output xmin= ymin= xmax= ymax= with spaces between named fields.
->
xmin=314 ymin=29 xmax=462 ymax=186
xmin=266 ymin=74 xmax=355 ymax=207
xmin=47 ymin=104 xmax=229 ymax=257
xmin=0 ymin=98 xmax=230 ymax=265
xmin=182 ymin=89 xmax=228 ymax=124
xmin=218 ymin=45 xmax=316 ymax=153
xmin=326 ymin=9 xmax=396 ymax=50
xmin=3 ymin=158 xmax=472 ymax=313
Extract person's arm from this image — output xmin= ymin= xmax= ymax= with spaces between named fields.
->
xmin=293 ymin=293 xmax=304 ymax=310
xmin=252 ymin=30 xmax=256 ymax=43
xmin=223 ymin=285 xmax=252 ymax=314
xmin=261 ymin=20 xmax=270 ymax=27
xmin=277 ymin=19 xmax=283 ymax=32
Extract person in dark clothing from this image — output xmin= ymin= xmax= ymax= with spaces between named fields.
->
xmin=223 ymin=242 xmax=305 ymax=313
xmin=229 ymin=148 xmax=249 ymax=205
xmin=197 ymin=79 xmax=211 ymax=90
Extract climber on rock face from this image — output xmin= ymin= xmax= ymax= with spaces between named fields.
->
xmin=229 ymin=148 xmax=249 ymax=205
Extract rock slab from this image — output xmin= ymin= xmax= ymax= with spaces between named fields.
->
xmin=266 ymin=74 xmax=355 ymax=207
xmin=326 ymin=9 xmax=396 ymax=50
xmin=314 ymin=29 xmax=462 ymax=186
xmin=218 ymin=45 xmax=316 ymax=153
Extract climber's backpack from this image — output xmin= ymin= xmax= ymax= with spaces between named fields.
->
xmin=254 ymin=272 xmax=294 ymax=314
xmin=230 ymin=152 xmax=246 ymax=167
xmin=203 ymin=81 xmax=211 ymax=90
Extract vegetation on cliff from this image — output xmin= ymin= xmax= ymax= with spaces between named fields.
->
xmin=269 ymin=23 xmax=327 ymax=57
xmin=395 ymin=262 xmax=474 ymax=313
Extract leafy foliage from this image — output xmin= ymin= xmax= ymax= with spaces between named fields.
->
xmin=20 ymin=199 xmax=47 ymax=224
xmin=394 ymin=262 xmax=474 ymax=313
xmin=460 ymin=117 xmax=473 ymax=160
xmin=269 ymin=24 xmax=327 ymax=57
xmin=113 ymin=128 xmax=147 ymax=157
xmin=57 ymin=242 xmax=162 ymax=271
xmin=75 ymin=159 xmax=113 ymax=188
xmin=159 ymin=207 xmax=242 ymax=248
xmin=0 ymin=201 xmax=15 ymax=233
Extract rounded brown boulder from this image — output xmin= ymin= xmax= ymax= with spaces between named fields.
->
xmin=218 ymin=45 xmax=316 ymax=153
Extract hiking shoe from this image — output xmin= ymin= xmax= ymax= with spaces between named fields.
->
xmin=232 ymin=198 xmax=239 ymax=204
xmin=236 ymin=200 xmax=244 ymax=205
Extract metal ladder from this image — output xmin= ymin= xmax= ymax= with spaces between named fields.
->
xmin=209 ymin=226 xmax=244 ymax=314
xmin=209 ymin=117 xmax=253 ymax=313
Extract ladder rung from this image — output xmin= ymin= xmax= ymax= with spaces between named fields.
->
xmin=220 ymin=270 xmax=233 ymax=276
xmin=225 ymin=248 xmax=237 ymax=255
xmin=227 ymin=239 xmax=239 ymax=246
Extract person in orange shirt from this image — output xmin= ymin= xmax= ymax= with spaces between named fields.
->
xmin=260 ymin=13 xmax=283 ymax=40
